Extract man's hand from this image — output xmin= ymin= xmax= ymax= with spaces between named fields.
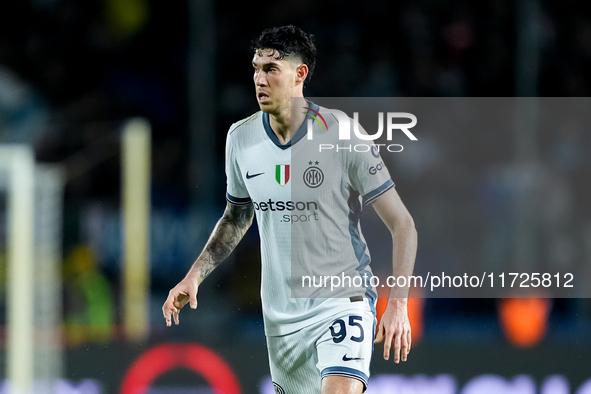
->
xmin=374 ymin=298 xmax=411 ymax=363
xmin=162 ymin=276 xmax=198 ymax=327
xmin=161 ymin=202 xmax=254 ymax=327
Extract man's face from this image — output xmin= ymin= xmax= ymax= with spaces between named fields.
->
xmin=252 ymin=49 xmax=302 ymax=115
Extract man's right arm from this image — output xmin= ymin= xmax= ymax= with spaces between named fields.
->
xmin=162 ymin=201 xmax=254 ymax=326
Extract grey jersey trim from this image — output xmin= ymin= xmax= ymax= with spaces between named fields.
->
xmin=348 ymin=188 xmax=378 ymax=300
xmin=262 ymin=101 xmax=321 ymax=150
xmin=321 ymin=367 xmax=369 ymax=390
xmin=363 ymin=179 xmax=395 ymax=205
xmin=226 ymin=192 xmax=252 ymax=205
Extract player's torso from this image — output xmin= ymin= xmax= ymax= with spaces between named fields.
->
xmin=231 ymin=112 xmax=352 ymax=250
xmin=228 ymin=107 xmax=379 ymax=335
xmin=231 ymin=110 xmax=367 ymax=280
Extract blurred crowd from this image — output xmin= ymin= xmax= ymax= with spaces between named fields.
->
xmin=0 ymin=0 xmax=590 ymax=345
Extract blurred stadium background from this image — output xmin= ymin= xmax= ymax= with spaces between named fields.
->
xmin=0 ymin=0 xmax=591 ymax=393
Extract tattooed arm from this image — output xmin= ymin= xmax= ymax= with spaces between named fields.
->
xmin=162 ymin=202 xmax=254 ymax=326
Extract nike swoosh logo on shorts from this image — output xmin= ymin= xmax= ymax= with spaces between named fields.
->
xmin=246 ymin=171 xmax=264 ymax=179
xmin=342 ymin=354 xmax=364 ymax=361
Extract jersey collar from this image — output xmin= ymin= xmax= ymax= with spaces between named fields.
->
xmin=262 ymin=101 xmax=320 ymax=150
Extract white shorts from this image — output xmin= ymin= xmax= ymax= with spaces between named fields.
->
xmin=266 ymin=298 xmax=376 ymax=394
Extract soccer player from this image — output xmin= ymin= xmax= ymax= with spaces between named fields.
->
xmin=162 ymin=25 xmax=417 ymax=394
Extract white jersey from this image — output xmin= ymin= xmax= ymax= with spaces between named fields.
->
xmin=225 ymin=101 xmax=394 ymax=336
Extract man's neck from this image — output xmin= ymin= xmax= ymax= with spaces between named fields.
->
xmin=269 ymin=97 xmax=308 ymax=145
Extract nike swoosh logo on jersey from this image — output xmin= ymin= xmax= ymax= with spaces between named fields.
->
xmin=246 ymin=171 xmax=264 ymax=179
xmin=342 ymin=354 xmax=364 ymax=361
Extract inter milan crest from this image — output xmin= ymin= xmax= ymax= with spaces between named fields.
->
xmin=275 ymin=164 xmax=290 ymax=186
xmin=303 ymin=161 xmax=324 ymax=188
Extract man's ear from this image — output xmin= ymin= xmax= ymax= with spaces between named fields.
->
xmin=295 ymin=63 xmax=309 ymax=84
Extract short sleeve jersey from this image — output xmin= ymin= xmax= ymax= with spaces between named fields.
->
xmin=225 ymin=101 xmax=394 ymax=336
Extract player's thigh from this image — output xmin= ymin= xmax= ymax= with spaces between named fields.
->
xmin=266 ymin=330 xmax=321 ymax=394
xmin=321 ymin=375 xmax=364 ymax=394
xmin=316 ymin=304 xmax=375 ymax=391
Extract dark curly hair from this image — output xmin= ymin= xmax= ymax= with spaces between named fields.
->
xmin=251 ymin=25 xmax=317 ymax=87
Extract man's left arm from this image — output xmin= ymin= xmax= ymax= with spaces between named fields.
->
xmin=371 ymin=186 xmax=418 ymax=364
